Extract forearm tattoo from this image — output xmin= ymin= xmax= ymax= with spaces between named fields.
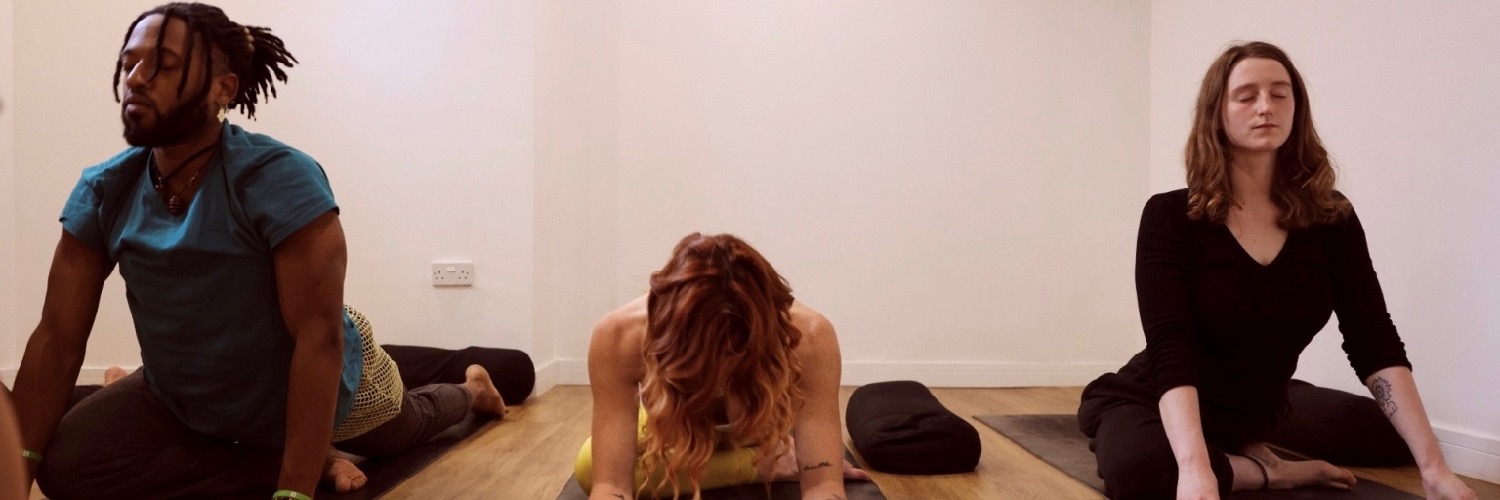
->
xmin=1371 ymin=376 xmax=1398 ymax=418
xmin=801 ymin=460 xmax=833 ymax=472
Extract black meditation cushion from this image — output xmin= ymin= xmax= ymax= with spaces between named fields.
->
xmin=846 ymin=380 xmax=980 ymax=475
xmin=381 ymin=344 xmax=536 ymax=405
xmin=1266 ymin=379 xmax=1414 ymax=467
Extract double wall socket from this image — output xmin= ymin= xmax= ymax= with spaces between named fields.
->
xmin=431 ymin=262 xmax=475 ymax=287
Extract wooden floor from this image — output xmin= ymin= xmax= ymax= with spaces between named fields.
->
xmin=385 ymin=385 xmax=1500 ymax=499
xmin=30 ymin=386 xmax=1492 ymax=498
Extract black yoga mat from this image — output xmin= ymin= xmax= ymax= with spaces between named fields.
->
xmin=555 ymin=449 xmax=886 ymax=500
xmin=212 ymin=413 xmax=493 ymax=500
xmin=320 ymin=412 xmax=494 ymax=500
xmin=974 ymin=414 xmax=1421 ymax=500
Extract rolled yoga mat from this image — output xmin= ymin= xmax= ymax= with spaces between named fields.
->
xmin=554 ymin=449 xmax=886 ymax=500
xmin=974 ymin=414 xmax=1421 ymax=500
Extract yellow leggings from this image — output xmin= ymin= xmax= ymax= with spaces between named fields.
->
xmin=574 ymin=406 xmax=761 ymax=496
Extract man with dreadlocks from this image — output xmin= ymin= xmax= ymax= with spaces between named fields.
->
xmin=8 ymin=4 xmax=503 ymax=499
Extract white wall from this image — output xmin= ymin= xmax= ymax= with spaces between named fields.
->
xmin=1 ymin=0 xmax=17 ymax=377
xmin=533 ymin=1 xmax=620 ymax=391
xmin=1151 ymin=0 xmax=1500 ymax=481
xmin=592 ymin=1 xmax=1150 ymax=386
xmin=7 ymin=1 xmax=537 ymax=382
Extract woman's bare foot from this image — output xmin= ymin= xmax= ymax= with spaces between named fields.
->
xmin=842 ymin=459 xmax=873 ymax=481
xmin=323 ymin=454 xmax=367 ymax=493
xmin=761 ymin=438 xmax=798 ymax=481
xmin=103 ymin=366 xmax=129 ymax=385
xmin=1242 ymin=442 xmax=1356 ymax=490
xmin=464 ymin=365 xmax=506 ymax=417
xmin=759 ymin=437 xmax=872 ymax=482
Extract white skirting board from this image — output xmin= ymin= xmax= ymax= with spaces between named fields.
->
xmin=531 ymin=358 xmax=560 ymax=398
xmin=1434 ymin=426 xmax=1500 ymax=484
xmin=547 ymin=358 xmax=1121 ymax=388
xmin=1 ymin=366 xmax=136 ymax=386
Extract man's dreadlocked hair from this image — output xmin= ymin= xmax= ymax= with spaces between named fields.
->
xmin=112 ymin=2 xmax=297 ymax=120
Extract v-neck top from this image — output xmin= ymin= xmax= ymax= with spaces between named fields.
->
xmin=1120 ymin=188 xmax=1410 ymax=428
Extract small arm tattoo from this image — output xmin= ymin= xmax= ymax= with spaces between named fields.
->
xmin=1371 ymin=376 xmax=1398 ymax=418
xmin=801 ymin=460 xmax=832 ymax=472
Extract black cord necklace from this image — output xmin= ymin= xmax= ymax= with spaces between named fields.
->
xmin=149 ymin=141 xmax=220 ymax=215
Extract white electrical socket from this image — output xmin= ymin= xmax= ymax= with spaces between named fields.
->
xmin=431 ymin=262 xmax=475 ymax=287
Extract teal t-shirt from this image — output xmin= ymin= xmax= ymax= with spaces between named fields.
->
xmin=59 ymin=122 xmax=361 ymax=447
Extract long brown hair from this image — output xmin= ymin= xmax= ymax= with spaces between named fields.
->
xmin=639 ymin=233 xmax=804 ymax=498
xmin=1184 ymin=41 xmax=1350 ymax=228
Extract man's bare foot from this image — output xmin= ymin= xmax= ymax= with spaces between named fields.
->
xmin=1242 ymin=442 xmax=1356 ymax=490
xmin=464 ymin=365 xmax=506 ymax=417
xmin=103 ymin=366 xmax=129 ymax=385
xmin=323 ymin=455 xmax=367 ymax=493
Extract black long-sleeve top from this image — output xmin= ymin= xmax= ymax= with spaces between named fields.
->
xmin=1122 ymin=189 xmax=1411 ymax=430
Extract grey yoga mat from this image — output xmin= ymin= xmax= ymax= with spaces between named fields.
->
xmin=555 ymin=449 xmax=886 ymax=500
xmin=974 ymin=414 xmax=1421 ymax=500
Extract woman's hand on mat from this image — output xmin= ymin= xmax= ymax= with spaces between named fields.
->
xmin=758 ymin=437 xmax=872 ymax=482
xmin=1421 ymin=469 xmax=1477 ymax=500
xmin=1175 ymin=464 xmax=1219 ymax=500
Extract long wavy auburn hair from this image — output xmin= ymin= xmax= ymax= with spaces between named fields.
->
xmin=1184 ymin=41 xmax=1350 ymax=229
xmin=639 ymin=233 xmax=804 ymax=498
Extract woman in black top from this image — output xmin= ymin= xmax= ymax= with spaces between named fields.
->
xmin=1077 ymin=41 xmax=1475 ymax=500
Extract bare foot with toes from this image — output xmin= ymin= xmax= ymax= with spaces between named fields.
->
xmin=464 ymin=364 xmax=506 ymax=417
xmin=103 ymin=366 xmax=130 ymax=385
xmin=323 ymin=453 xmax=367 ymax=493
xmin=1243 ymin=442 xmax=1356 ymax=491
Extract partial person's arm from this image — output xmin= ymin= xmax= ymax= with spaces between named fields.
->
xmin=1159 ymin=386 xmax=1219 ymax=500
xmin=587 ymin=310 xmax=644 ymax=500
xmin=12 ymin=231 xmax=112 ymax=484
xmin=1 ymin=385 xmax=28 ymax=499
xmin=1326 ymin=208 xmax=1473 ymax=499
xmin=272 ymin=211 xmax=348 ymax=496
xmin=791 ymin=310 xmax=849 ymax=500
xmin=1364 ymin=367 xmax=1476 ymax=500
xmin=1134 ymin=194 xmax=1216 ymax=498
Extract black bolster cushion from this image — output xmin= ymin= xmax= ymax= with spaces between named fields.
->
xmin=845 ymin=380 xmax=980 ymax=474
xmin=1266 ymin=379 xmax=1414 ymax=467
xmin=381 ymin=345 xmax=536 ymax=406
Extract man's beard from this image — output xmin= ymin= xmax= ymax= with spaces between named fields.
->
xmin=122 ymin=88 xmax=216 ymax=147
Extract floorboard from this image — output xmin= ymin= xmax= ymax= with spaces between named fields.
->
xmin=31 ymin=385 xmax=1499 ymax=499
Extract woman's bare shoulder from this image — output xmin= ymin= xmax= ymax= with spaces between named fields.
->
xmin=789 ymin=301 xmax=839 ymax=354
xmin=590 ymin=294 xmax=649 ymax=380
xmin=596 ymin=294 xmax=649 ymax=335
